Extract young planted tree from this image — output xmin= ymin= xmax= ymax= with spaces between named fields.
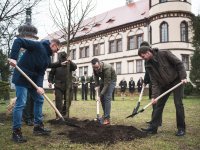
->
xmin=190 ymin=15 xmax=200 ymax=93
xmin=49 ymin=0 xmax=95 ymax=117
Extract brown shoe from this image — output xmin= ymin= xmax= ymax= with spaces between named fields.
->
xmin=102 ymin=119 xmax=110 ymax=125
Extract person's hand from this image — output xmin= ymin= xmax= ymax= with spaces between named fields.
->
xmin=8 ymin=59 xmax=17 ymax=67
xmin=95 ymin=86 xmax=100 ymax=91
xmin=151 ymin=98 xmax=157 ymax=105
xmin=61 ymin=60 xmax=69 ymax=65
xmin=48 ymin=83 xmax=52 ymax=88
xmin=181 ymin=79 xmax=187 ymax=84
xmin=96 ymin=96 xmax=100 ymax=102
xmin=37 ymin=87 xmax=44 ymax=95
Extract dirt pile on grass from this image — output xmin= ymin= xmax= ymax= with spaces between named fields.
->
xmin=48 ymin=118 xmax=147 ymax=144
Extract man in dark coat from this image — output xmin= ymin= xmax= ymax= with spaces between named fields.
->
xmin=72 ymin=73 xmax=79 ymax=101
xmin=138 ymin=45 xmax=187 ymax=136
xmin=137 ymin=77 xmax=144 ymax=93
xmin=48 ymin=52 xmax=77 ymax=117
xmin=119 ymin=78 xmax=127 ymax=100
xmin=89 ymin=74 xmax=95 ymax=100
xmin=9 ymin=38 xmax=61 ymax=143
xmin=129 ymin=77 xmax=135 ymax=100
xmin=81 ymin=71 xmax=89 ymax=100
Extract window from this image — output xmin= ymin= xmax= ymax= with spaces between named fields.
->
xmin=116 ymin=39 xmax=122 ymax=52
xmin=160 ymin=22 xmax=169 ymax=42
xmin=116 ymin=62 xmax=121 ymax=75
xmin=136 ymin=60 xmax=143 ymax=73
xmin=100 ymin=43 xmax=105 ymax=55
xmin=84 ymin=66 xmax=88 ymax=74
xmin=71 ymin=49 xmax=76 ymax=60
xmin=80 ymin=46 xmax=89 ymax=58
xmin=79 ymin=67 xmax=83 ymax=77
xmin=93 ymin=44 xmax=99 ymax=56
xmin=128 ymin=36 xmax=135 ymax=50
xmin=93 ymin=43 xmax=105 ymax=56
xmin=182 ymin=55 xmax=189 ymax=71
xmin=180 ymin=21 xmax=188 ymax=42
xmin=128 ymin=61 xmax=134 ymax=73
xmin=137 ymin=34 xmax=143 ymax=48
xmin=109 ymin=40 xmax=115 ymax=53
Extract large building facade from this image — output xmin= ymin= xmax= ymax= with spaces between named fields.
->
xmin=44 ymin=0 xmax=194 ymax=88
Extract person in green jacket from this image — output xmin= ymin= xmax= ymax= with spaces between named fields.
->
xmin=91 ymin=58 xmax=116 ymax=125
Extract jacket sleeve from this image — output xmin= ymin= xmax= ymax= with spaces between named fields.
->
xmin=69 ymin=61 xmax=77 ymax=71
xmin=101 ymin=68 xmax=112 ymax=96
xmin=48 ymin=68 xmax=56 ymax=83
xmin=149 ymin=72 xmax=160 ymax=99
xmin=10 ymin=38 xmax=39 ymax=60
xmin=165 ymin=51 xmax=187 ymax=80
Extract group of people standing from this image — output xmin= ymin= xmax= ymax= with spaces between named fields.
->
xmin=119 ymin=77 xmax=144 ymax=100
xmin=9 ymin=36 xmax=187 ymax=143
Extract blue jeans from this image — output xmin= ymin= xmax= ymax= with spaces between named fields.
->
xmin=101 ymin=81 xmax=116 ymax=119
xmin=13 ymin=85 xmax=44 ymax=129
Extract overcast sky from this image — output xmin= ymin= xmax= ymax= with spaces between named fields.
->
xmin=32 ymin=0 xmax=200 ymax=39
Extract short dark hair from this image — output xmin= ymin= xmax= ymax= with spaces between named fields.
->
xmin=138 ymin=46 xmax=152 ymax=56
xmin=140 ymin=41 xmax=150 ymax=47
xmin=91 ymin=58 xmax=100 ymax=65
xmin=51 ymin=39 xmax=61 ymax=46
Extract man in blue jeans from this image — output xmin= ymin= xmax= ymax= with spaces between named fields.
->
xmin=91 ymin=58 xmax=116 ymax=125
xmin=9 ymin=37 xmax=61 ymax=143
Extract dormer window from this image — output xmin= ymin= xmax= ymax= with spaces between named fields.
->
xmin=106 ymin=18 xmax=115 ymax=23
xmin=81 ymin=27 xmax=89 ymax=31
xmin=93 ymin=23 xmax=101 ymax=27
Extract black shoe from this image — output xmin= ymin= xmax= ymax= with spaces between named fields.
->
xmin=33 ymin=123 xmax=51 ymax=136
xmin=12 ymin=128 xmax=27 ymax=143
xmin=175 ymin=129 xmax=185 ymax=136
xmin=141 ymin=126 xmax=157 ymax=134
xmin=146 ymin=121 xmax=152 ymax=124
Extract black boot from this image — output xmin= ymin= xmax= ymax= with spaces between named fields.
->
xmin=12 ymin=128 xmax=27 ymax=143
xmin=141 ymin=126 xmax=158 ymax=134
xmin=175 ymin=129 xmax=185 ymax=136
xmin=33 ymin=123 xmax=51 ymax=136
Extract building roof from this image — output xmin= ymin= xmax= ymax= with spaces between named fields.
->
xmin=46 ymin=0 xmax=149 ymax=41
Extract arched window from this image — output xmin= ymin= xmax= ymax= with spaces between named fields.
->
xmin=180 ymin=21 xmax=188 ymax=42
xmin=160 ymin=22 xmax=169 ymax=42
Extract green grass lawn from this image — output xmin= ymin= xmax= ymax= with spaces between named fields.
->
xmin=0 ymin=93 xmax=200 ymax=150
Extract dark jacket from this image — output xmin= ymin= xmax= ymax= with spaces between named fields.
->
xmin=10 ymin=38 xmax=53 ymax=88
xmin=48 ymin=53 xmax=77 ymax=91
xmin=145 ymin=49 xmax=186 ymax=98
xmin=94 ymin=62 xmax=117 ymax=96
xmin=129 ymin=80 xmax=135 ymax=91
xmin=119 ymin=80 xmax=127 ymax=91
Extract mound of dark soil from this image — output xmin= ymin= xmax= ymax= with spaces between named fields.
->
xmin=48 ymin=118 xmax=147 ymax=144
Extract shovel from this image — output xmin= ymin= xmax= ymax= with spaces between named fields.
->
xmin=94 ymin=87 xmax=102 ymax=123
xmin=127 ymin=84 xmax=145 ymax=118
xmin=126 ymin=81 xmax=183 ymax=118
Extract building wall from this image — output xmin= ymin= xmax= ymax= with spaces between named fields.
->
xmin=43 ymin=0 xmax=194 ymax=89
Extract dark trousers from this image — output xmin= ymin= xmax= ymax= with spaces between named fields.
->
xmin=82 ymin=84 xmax=88 ymax=100
xmin=90 ymin=84 xmax=95 ymax=100
xmin=55 ymin=88 xmax=66 ymax=114
xmin=23 ymin=92 xmax=34 ymax=122
xmin=73 ymin=86 xmax=77 ymax=100
xmin=151 ymin=83 xmax=185 ymax=130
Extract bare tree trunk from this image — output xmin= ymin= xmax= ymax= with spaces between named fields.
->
xmin=64 ymin=0 xmax=72 ymax=118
